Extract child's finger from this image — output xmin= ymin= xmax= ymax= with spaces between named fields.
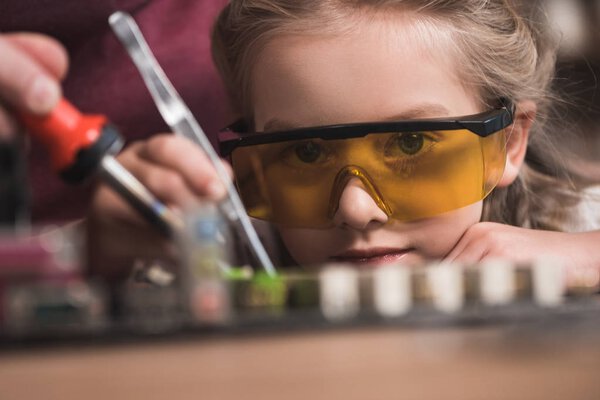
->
xmin=119 ymin=150 xmax=202 ymax=210
xmin=444 ymin=235 xmax=487 ymax=265
xmin=136 ymin=134 xmax=230 ymax=200
xmin=91 ymin=183 xmax=153 ymax=228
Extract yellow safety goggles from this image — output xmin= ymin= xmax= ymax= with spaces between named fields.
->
xmin=219 ymin=105 xmax=512 ymax=228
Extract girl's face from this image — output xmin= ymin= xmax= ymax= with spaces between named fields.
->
xmin=250 ymin=15 xmax=484 ymax=267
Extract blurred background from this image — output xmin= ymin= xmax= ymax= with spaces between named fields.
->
xmin=2 ymin=3 xmax=600 ymax=400
xmin=542 ymin=0 xmax=600 ymax=178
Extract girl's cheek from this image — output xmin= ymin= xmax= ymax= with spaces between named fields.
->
xmin=276 ymin=202 xmax=484 ymax=266
xmin=409 ymin=202 xmax=484 ymax=259
xmin=277 ymin=228 xmax=332 ymax=265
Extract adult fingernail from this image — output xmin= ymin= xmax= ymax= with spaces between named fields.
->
xmin=27 ymin=75 xmax=61 ymax=114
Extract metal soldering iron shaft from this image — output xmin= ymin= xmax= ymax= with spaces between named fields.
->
xmin=99 ymin=155 xmax=183 ymax=237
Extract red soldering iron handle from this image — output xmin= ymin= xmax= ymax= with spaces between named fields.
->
xmin=19 ymin=98 xmax=124 ymax=183
xmin=18 ymin=97 xmax=177 ymax=236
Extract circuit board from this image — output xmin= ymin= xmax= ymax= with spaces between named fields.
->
xmin=2 ymin=257 xmax=599 ymax=341
xmin=1 ymin=217 xmax=599 ymax=343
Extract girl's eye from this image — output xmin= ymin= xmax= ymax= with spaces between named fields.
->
xmin=294 ymin=141 xmax=323 ymax=163
xmin=385 ymin=132 xmax=435 ymax=159
xmin=394 ymin=133 xmax=424 ymax=155
xmin=274 ymin=140 xmax=331 ymax=170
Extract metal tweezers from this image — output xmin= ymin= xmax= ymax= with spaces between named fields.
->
xmin=109 ymin=11 xmax=276 ymax=276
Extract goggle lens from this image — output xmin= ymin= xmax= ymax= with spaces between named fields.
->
xmin=230 ymin=128 xmax=506 ymax=228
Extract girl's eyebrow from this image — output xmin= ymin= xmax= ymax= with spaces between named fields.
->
xmin=262 ymin=103 xmax=451 ymax=132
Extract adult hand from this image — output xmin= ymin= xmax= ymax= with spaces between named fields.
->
xmin=0 ymin=33 xmax=68 ymax=140
xmin=87 ymin=134 xmax=231 ymax=282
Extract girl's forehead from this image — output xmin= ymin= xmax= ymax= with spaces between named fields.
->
xmin=250 ymin=14 xmax=478 ymax=129
xmin=254 ymin=11 xmax=459 ymax=73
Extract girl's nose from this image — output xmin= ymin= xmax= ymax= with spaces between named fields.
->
xmin=332 ymin=178 xmax=389 ymax=230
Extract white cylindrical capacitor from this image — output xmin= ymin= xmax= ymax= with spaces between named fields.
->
xmin=373 ymin=264 xmax=412 ymax=318
xmin=532 ymin=258 xmax=566 ymax=307
xmin=480 ymin=259 xmax=515 ymax=306
xmin=319 ymin=264 xmax=360 ymax=321
xmin=428 ymin=263 xmax=464 ymax=314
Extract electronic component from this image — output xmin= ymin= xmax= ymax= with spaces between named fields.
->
xmin=180 ymin=204 xmax=234 ymax=326
xmin=1 ymin=257 xmax=598 ymax=340
xmin=3 ymin=280 xmax=107 ymax=338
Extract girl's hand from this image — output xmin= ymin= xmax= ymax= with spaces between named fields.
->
xmin=87 ymin=134 xmax=231 ymax=282
xmin=445 ymin=222 xmax=600 ymax=281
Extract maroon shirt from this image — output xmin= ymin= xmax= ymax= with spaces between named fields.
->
xmin=0 ymin=0 xmax=230 ymax=222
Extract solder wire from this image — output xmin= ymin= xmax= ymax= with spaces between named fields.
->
xmin=109 ymin=11 xmax=276 ymax=276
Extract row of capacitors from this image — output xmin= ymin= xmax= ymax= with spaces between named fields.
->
xmin=318 ymin=259 xmax=568 ymax=321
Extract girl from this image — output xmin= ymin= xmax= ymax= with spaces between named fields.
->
xmin=89 ymin=0 xmax=600 ymax=280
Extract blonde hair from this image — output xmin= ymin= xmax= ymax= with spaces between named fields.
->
xmin=212 ymin=0 xmax=585 ymax=231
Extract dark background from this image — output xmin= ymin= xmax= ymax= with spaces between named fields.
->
xmin=544 ymin=0 xmax=600 ymax=175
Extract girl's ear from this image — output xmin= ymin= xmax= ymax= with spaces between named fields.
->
xmin=496 ymin=100 xmax=536 ymax=187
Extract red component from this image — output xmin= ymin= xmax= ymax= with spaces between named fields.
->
xmin=19 ymin=99 xmax=107 ymax=172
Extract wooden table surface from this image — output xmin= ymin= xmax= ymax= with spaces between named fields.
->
xmin=1 ymin=319 xmax=600 ymax=400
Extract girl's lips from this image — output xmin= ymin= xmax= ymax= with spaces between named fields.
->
xmin=330 ymin=248 xmax=414 ymax=265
